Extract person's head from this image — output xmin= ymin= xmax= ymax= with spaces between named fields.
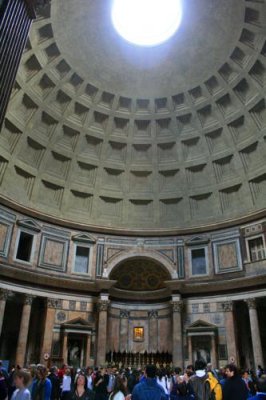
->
xmin=174 ymin=367 xmax=182 ymax=375
xmin=50 ymin=366 xmax=58 ymax=375
xmin=225 ymin=364 xmax=238 ymax=378
xmin=207 ymin=363 xmax=212 ymax=371
xmin=36 ymin=365 xmax=47 ymax=380
xmin=195 ymin=359 xmax=207 ymax=371
xmin=257 ymin=376 xmax=266 ymax=393
xmin=145 ymin=365 xmax=157 ymax=379
xmin=75 ymin=373 xmax=87 ymax=390
xmin=110 ymin=375 xmax=127 ymax=399
xmin=241 ymin=370 xmax=249 ymax=380
xmin=14 ymin=369 xmax=31 ymax=389
xmin=65 ymin=368 xmax=71 ymax=376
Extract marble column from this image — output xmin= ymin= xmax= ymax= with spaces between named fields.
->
xmin=223 ymin=301 xmax=238 ymax=364
xmin=96 ymin=298 xmax=109 ymax=366
xmin=246 ymin=298 xmax=264 ymax=368
xmin=41 ymin=298 xmax=60 ymax=364
xmin=119 ymin=310 xmax=129 ymax=352
xmin=187 ymin=335 xmax=193 ymax=366
xmin=16 ymin=295 xmax=34 ymax=367
xmin=85 ymin=334 xmax=91 ymax=366
xmin=210 ymin=334 xmax=218 ymax=368
xmin=171 ymin=299 xmax=183 ymax=367
xmin=148 ymin=310 xmax=158 ymax=353
xmin=62 ymin=331 xmax=68 ymax=365
xmin=0 ymin=289 xmax=10 ymax=338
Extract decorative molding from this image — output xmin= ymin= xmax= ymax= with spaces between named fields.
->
xmin=80 ymin=301 xmax=87 ymax=311
xmin=186 ymin=236 xmax=209 ymax=246
xmin=57 ymin=311 xmax=66 ymax=322
xmin=16 ymin=218 xmax=41 ymax=232
xmin=72 ymin=233 xmax=96 ymax=243
xmin=24 ymin=295 xmax=35 ymax=305
xmin=0 ymin=289 xmax=11 ymax=301
xmin=245 ymin=298 xmax=257 ymax=309
xmin=120 ymin=310 xmax=130 ymax=319
xmin=222 ymin=301 xmax=233 ymax=312
xmin=148 ymin=310 xmax=158 ymax=319
xmin=97 ymin=300 xmax=109 ymax=312
xmin=47 ymin=298 xmax=62 ymax=309
xmin=171 ymin=300 xmax=183 ymax=313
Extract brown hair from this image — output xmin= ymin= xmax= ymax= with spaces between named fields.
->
xmin=14 ymin=369 xmax=31 ymax=386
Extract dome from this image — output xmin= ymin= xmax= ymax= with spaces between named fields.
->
xmin=1 ymin=0 xmax=266 ymax=233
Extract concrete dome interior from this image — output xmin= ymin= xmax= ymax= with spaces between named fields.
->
xmin=0 ymin=0 xmax=266 ymax=371
xmin=0 ymin=0 xmax=265 ymax=233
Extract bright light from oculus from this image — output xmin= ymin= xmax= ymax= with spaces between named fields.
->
xmin=111 ymin=0 xmax=182 ymax=47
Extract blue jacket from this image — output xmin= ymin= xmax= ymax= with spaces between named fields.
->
xmin=248 ymin=394 xmax=266 ymax=400
xmin=31 ymin=378 xmax=52 ymax=400
xmin=132 ymin=377 xmax=168 ymax=400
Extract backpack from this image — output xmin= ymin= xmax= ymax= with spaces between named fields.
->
xmin=204 ymin=372 xmax=222 ymax=400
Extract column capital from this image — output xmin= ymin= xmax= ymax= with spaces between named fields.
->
xmin=24 ymin=295 xmax=35 ymax=306
xmin=0 ymin=289 xmax=11 ymax=301
xmin=148 ymin=310 xmax=158 ymax=319
xmin=222 ymin=301 xmax=234 ymax=312
xmin=245 ymin=298 xmax=257 ymax=309
xmin=171 ymin=300 xmax=183 ymax=313
xmin=120 ymin=310 xmax=130 ymax=319
xmin=47 ymin=298 xmax=62 ymax=309
xmin=97 ymin=299 xmax=110 ymax=312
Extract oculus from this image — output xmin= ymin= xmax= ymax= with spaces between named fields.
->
xmin=111 ymin=0 xmax=182 ymax=47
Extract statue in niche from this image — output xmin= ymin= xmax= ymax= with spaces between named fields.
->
xmin=68 ymin=341 xmax=81 ymax=367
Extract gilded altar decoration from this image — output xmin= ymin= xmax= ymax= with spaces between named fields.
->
xmin=134 ymin=326 xmax=144 ymax=341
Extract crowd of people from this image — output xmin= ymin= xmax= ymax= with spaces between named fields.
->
xmin=0 ymin=359 xmax=265 ymax=400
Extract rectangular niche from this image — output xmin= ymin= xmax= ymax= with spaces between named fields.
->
xmin=130 ymin=171 xmax=152 ymax=192
xmin=102 ymin=168 xmax=124 ymax=191
xmin=189 ymin=193 xmax=214 ymax=219
xmin=182 ymin=137 xmax=204 ymax=161
xmin=189 ymin=247 xmax=209 ymax=276
xmin=80 ymin=135 xmax=103 ymax=160
xmin=157 ymin=142 xmax=177 ymax=163
xmin=68 ymin=190 xmax=93 ymax=215
xmin=159 ymin=169 xmax=180 ymax=193
xmin=131 ymin=144 xmax=152 ymax=164
xmin=106 ymin=141 xmax=127 ymax=164
xmin=39 ymin=234 xmax=69 ymax=271
xmin=0 ymin=209 xmax=15 ymax=258
xmin=0 ymin=222 xmax=12 ymax=258
xmin=129 ymin=199 xmax=153 ymax=221
xmin=212 ymin=238 xmax=242 ymax=273
xmin=39 ymin=180 xmax=64 ymax=209
xmin=74 ymin=161 xmax=97 ymax=187
xmin=73 ymin=244 xmax=92 ymax=275
xmin=156 ymin=118 xmax=174 ymax=137
xmin=159 ymin=198 xmax=183 ymax=222
xmin=185 ymin=163 xmax=210 ymax=187
xmin=134 ymin=120 xmax=151 ymax=137
xmin=98 ymin=196 xmax=123 ymax=219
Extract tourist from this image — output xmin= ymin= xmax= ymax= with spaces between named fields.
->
xmin=10 ymin=369 xmax=31 ymax=400
xmin=71 ymin=373 xmax=94 ymax=400
xmin=131 ymin=365 xmax=168 ymax=400
xmin=222 ymin=364 xmax=249 ymax=400
xmin=31 ymin=365 xmax=52 ymax=400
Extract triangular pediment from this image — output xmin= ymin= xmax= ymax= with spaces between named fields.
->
xmin=72 ymin=233 xmax=96 ymax=243
xmin=187 ymin=319 xmax=217 ymax=331
xmin=186 ymin=236 xmax=209 ymax=246
xmin=63 ymin=317 xmax=90 ymax=326
xmin=17 ymin=218 xmax=41 ymax=232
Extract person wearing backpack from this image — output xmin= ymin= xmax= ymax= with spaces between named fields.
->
xmin=188 ymin=360 xmax=209 ymax=400
xmin=188 ymin=360 xmax=222 ymax=400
